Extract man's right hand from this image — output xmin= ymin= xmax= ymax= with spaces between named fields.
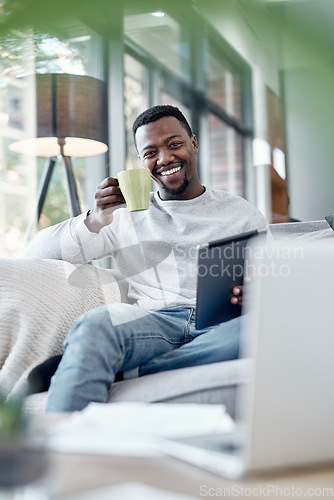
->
xmin=85 ymin=177 xmax=126 ymax=233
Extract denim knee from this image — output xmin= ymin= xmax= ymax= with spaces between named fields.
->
xmin=64 ymin=306 xmax=112 ymax=349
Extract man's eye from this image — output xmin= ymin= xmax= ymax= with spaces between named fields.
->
xmin=144 ymin=151 xmax=155 ymax=158
xmin=170 ymin=142 xmax=182 ymax=148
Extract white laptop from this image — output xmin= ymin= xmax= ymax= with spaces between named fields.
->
xmin=157 ymin=237 xmax=334 ymax=479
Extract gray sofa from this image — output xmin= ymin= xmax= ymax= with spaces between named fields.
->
xmin=2 ymin=219 xmax=333 ymax=416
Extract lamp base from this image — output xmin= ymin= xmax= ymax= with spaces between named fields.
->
xmin=26 ymin=155 xmax=81 ymax=240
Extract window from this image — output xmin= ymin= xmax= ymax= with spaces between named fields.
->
xmin=209 ymin=114 xmax=244 ymax=195
xmin=206 ymin=42 xmax=247 ymax=195
xmin=161 ymin=93 xmax=191 ymax=125
xmin=124 ymin=54 xmax=149 ymax=169
xmin=124 ymin=12 xmax=191 ymax=84
xmin=208 ymin=47 xmax=242 ymax=122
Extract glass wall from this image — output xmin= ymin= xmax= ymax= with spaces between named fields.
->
xmin=0 ymin=21 xmax=106 ymax=256
xmin=1 ymin=32 xmax=36 ymax=257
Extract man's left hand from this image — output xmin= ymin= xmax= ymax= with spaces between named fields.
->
xmin=231 ymin=285 xmax=242 ymax=306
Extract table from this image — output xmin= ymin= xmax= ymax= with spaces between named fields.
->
xmin=45 ymin=453 xmax=334 ymax=499
xmin=36 ymin=415 xmax=334 ymax=499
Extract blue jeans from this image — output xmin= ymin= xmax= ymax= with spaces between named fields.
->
xmin=46 ymin=304 xmax=242 ymax=412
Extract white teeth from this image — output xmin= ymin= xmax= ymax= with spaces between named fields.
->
xmin=160 ymin=166 xmax=181 ymax=176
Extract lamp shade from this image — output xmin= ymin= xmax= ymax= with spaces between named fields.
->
xmin=9 ymin=73 xmax=108 ymax=157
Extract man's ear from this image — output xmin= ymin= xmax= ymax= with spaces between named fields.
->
xmin=191 ymin=134 xmax=199 ymax=154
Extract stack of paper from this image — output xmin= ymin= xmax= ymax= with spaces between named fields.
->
xmin=47 ymin=402 xmax=235 ymax=457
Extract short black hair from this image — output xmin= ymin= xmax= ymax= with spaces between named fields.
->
xmin=132 ymin=105 xmax=193 ymax=143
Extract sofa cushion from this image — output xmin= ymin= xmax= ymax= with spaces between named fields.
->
xmin=24 ymin=359 xmax=250 ymax=418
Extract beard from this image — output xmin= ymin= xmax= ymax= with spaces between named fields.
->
xmin=159 ymin=171 xmax=190 ymax=197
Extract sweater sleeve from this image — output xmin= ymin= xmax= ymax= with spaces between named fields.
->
xmin=23 ymin=212 xmax=114 ymax=263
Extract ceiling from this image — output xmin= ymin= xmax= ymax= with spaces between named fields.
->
xmin=266 ymin=0 xmax=334 ymax=52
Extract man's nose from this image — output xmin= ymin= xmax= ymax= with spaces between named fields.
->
xmin=157 ymin=148 xmax=174 ymax=166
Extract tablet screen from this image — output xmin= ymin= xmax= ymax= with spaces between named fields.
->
xmin=195 ymin=230 xmax=259 ymax=330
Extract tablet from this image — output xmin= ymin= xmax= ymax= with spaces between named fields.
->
xmin=195 ymin=229 xmax=260 ymax=330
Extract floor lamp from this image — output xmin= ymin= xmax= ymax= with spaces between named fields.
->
xmin=9 ymin=73 xmax=108 ymax=229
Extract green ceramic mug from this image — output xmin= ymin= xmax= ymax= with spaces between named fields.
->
xmin=117 ymin=168 xmax=151 ymax=212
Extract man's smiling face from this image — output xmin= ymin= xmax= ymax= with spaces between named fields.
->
xmin=135 ymin=116 xmax=203 ymax=200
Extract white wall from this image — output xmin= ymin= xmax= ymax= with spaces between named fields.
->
xmin=284 ymin=65 xmax=334 ymax=221
xmin=278 ymin=0 xmax=334 ymax=220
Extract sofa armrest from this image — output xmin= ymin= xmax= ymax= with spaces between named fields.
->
xmin=269 ymin=220 xmax=330 ymax=238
